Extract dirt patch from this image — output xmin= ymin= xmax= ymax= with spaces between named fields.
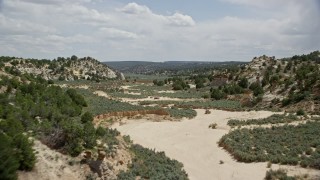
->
xmin=94 ymin=90 xmax=109 ymax=98
xmin=121 ymin=96 xmax=198 ymax=103
xmin=75 ymin=85 xmax=89 ymax=89
xmin=121 ymin=85 xmax=132 ymax=90
xmin=126 ymin=92 xmax=141 ymax=95
xmin=94 ymin=109 xmax=170 ymax=126
xmin=18 ymin=140 xmax=90 ymax=180
xmin=18 ymin=137 xmax=132 ymax=180
xmin=157 ymin=90 xmax=175 ymax=93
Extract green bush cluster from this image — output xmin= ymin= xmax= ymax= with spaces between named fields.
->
xmin=227 ymin=114 xmax=298 ymax=127
xmin=0 ymin=132 xmax=35 ymax=180
xmin=166 ymin=107 xmax=197 ymax=119
xmin=0 ymin=73 xmax=129 ymax=178
xmin=172 ymin=77 xmax=190 ymax=90
xmin=189 ymin=75 xmax=207 ymax=89
xmin=282 ymin=91 xmax=310 ymax=106
xmin=95 ymin=127 xmax=120 ymax=154
xmin=238 ymin=77 xmax=248 ymax=88
xmin=109 ymin=83 xmax=206 ymax=99
xmin=140 ymin=100 xmax=242 ymax=110
xmin=210 ymin=83 xmax=245 ymax=100
xmin=77 ymin=89 xmax=154 ymax=116
xmin=0 ymin=75 xmax=93 ymax=155
xmin=219 ymin=121 xmax=320 ymax=169
xmin=78 ymin=89 xmax=198 ymax=119
xmin=265 ymin=169 xmax=296 ymax=180
xmin=210 ymin=89 xmax=226 ymax=100
xmin=249 ymin=82 xmax=264 ymax=96
xmin=118 ymin=144 xmax=188 ymax=180
xmin=153 ymin=79 xmax=165 ymax=86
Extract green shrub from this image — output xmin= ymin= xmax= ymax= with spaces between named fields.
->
xmin=249 ymin=82 xmax=264 ymax=96
xmin=81 ymin=112 xmax=94 ymax=123
xmin=265 ymin=169 xmax=296 ymax=180
xmin=0 ymin=133 xmax=19 ymax=180
xmin=238 ymin=77 xmax=248 ymax=88
xmin=172 ymin=78 xmax=189 ymax=90
xmin=167 ymin=107 xmax=197 ymax=119
xmin=66 ymin=89 xmax=88 ymax=107
xmin=118 ymin=144 xmax=188 ymax=180
xmin=296 ymin=109 xmax=305 ymax=116
xmin=13 ymin=134 xmax=36 ymax=171
xmin=227 ymin=114 xmax=298 ymax=127
xmin=123 ymin=135 xmax=132 ymax=144
xmin=83 ymin=122 xmax=96 ymax=149
xmin=96 ymin=126 xmax=107 ymax=137
xmin=211 ymin=89 xmax=226 ymax=100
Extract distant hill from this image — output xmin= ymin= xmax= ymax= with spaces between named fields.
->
xmin=0 ymin=56 xmax=125 ymax=81
xmin=105 ymin=61 xmax=246 ymax=74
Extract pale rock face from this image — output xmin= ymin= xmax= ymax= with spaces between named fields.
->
xmin=118 ymin=72 xmax=126 ymax=80
xmin=6 ymin=57 xmax=125 ymax=81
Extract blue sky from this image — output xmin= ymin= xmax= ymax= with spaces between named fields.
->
xmin=0 ymin=0 xmax=319 ymax=61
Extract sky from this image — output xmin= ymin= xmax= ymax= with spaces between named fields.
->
xmin=0 ymin=0 xmax=319 ymax=61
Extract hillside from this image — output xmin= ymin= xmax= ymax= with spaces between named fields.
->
xmin=0 ymin=56 xmax=125 ymax=81
xmin=0 ymin=61 xmax=188 ymax=180
xmin=2 ymin=51 xmax=320 ymax=179
xmin=209 ymin=51 xmax=320 ymax=114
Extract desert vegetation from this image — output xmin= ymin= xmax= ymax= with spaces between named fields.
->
xmin=118 ymin=144 xmax=188 ymax=180
xmin=140 ymin=100 xmax=242 ymax=110
xmin=219 ymin=121 xmax=320 ymax=169
xmin=0 ymin=67 xmax=190 ymax=179
xmin=227 ymin=114 xmax=301 ymax=127
xmin=76 ymin=88 xmax=197 ymax=119
xmin=1 ymin=51 xmax=320 ymax=179
xmin=264 ymin=169 xmax=297 ymax=180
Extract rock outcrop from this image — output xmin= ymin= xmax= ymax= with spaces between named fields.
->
xmin=3 ymin=56 xmax=125 ymax=81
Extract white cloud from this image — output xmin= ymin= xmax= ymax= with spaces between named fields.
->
xmin=221 ymin=0 xmax=295 ymax=8
xmin=167 ymin=13 xmax=195 ymax=26
xmin=119 ymin=2 xmax=151 ymax=15
xmin=98 ymin=27 xmax=139 ymax=39
xmin=118 ymin=3 xmax=195 ymax=27
xmin=45 ymin=34 xmax=95 ymax=44
xmin=3 ymin=0 xmax=110 ymax=26
xmin=18 ymin=0 xmax=92 ymax=5
xmin=0 ymin=0 xmax=318 ymax=61
xmin=60 ymin=4 xmax=110 ymax=24
xmin=0 ymin=14 xmax=56 ymax=35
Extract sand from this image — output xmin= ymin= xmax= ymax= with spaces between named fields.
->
xmin=18 ymin=140 xmax=88 ymax=180
xmin=121 ymin=96 xmax=199 ymax=103
xmin=157 ymin=90 xmax=176 ymax=93
xmin=75 ymin=85 xmax=89 ymax=89
xmin=94 ymin=90 xmax=109 ymax=98
xmin=113 ymin=109 xmax=320 ymax=180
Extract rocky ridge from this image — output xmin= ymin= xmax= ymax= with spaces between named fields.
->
xmin=1 ymin=56 xmax=125 ymax=81
xmin=228 ymin=51 xmax=320 ymax=113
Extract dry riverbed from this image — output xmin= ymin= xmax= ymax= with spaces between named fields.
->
xmin=113 ymin=109 xmax=320 ymax=180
